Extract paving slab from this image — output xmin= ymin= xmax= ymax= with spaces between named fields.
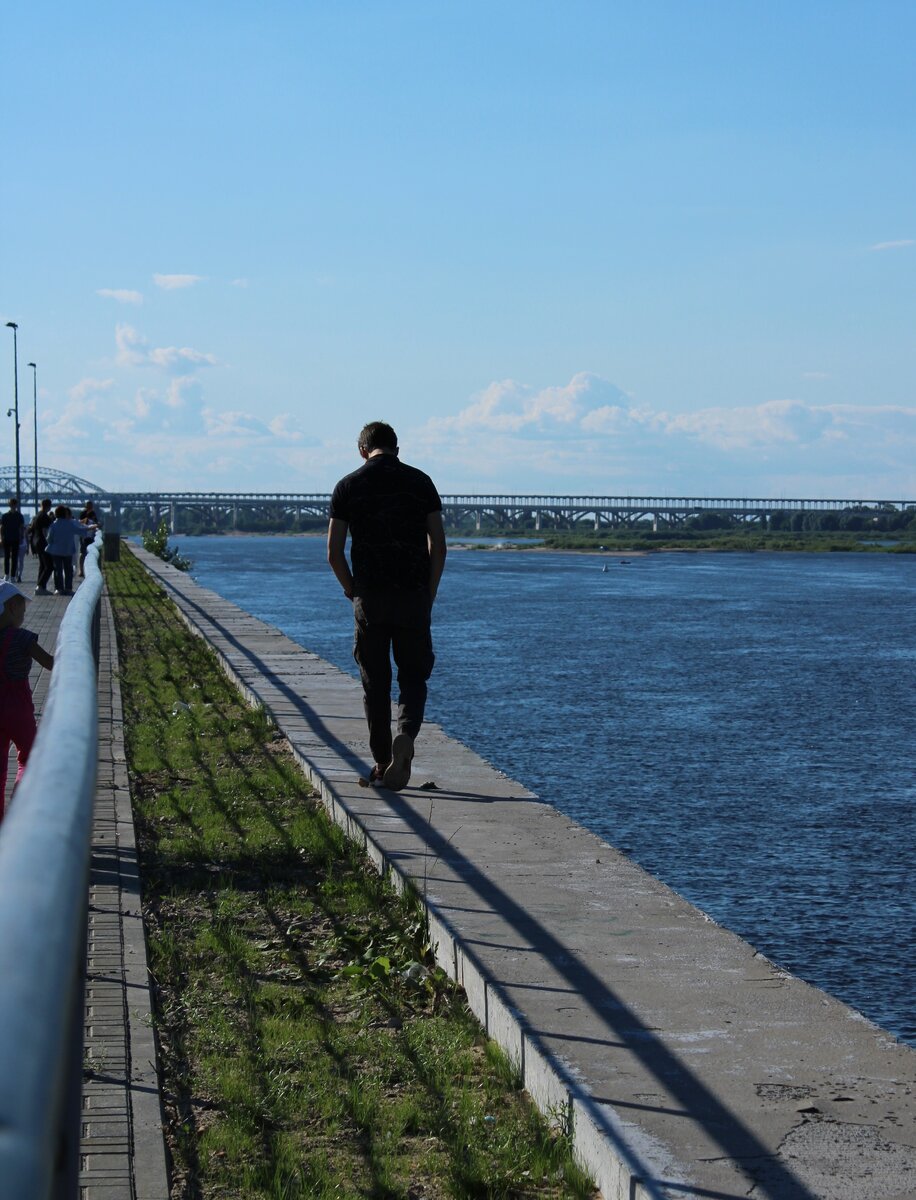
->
xmin=132 ymin=545 xmax=916 ymax=1200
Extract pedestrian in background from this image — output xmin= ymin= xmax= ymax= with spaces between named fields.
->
xmin=78 ymin=500 xmax=101 ymax=579
xmin=45 ymin=505 xmax=97 ymax=596
xmin=0 ymin=499 xmax=24 ymax=583
xmin=28 ymin=499 xmax=54 ymax=595
xmin=0 ymin=581 xmax=54 ymax=822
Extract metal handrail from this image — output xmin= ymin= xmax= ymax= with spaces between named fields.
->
xmin=0 ymin=538 xmax=104 ymax=1199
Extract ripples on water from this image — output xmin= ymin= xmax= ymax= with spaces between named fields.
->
xmin=174 ymin=536 xmax=916 ymax=1046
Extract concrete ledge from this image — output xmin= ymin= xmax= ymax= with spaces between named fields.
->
xmin=132 ymin=547 xmax=916 ymax=1200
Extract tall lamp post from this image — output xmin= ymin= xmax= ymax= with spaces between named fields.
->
xmin=5 ymin=322 xmax=21 ymax=508
xmin=27 ymin=362 xmax=38 ymax=519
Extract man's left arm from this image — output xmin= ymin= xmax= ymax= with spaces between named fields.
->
xmin=327 ymin=517 xmax=354 ymax=599
xmin=427 ymin=511 xmax=447 ymax=603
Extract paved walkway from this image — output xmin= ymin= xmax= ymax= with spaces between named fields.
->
xmin=130 ymin=546 xmax=915 ymax=1200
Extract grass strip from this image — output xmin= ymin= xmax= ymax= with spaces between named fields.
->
xmin=106 ymin=546 xmax=595 ymax=1200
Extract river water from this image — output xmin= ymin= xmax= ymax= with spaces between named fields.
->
xmin=170 ymin=535 xmax=915 ymax=1046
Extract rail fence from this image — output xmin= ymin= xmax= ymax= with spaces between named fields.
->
xmin=0 ymin=539 xmax=104 ymax=1199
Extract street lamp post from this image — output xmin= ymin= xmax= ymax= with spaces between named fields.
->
xmin=27 ymin=362 xmax=38 ymax=519
xmin=5 ymin=322 xmax=21 ymax=508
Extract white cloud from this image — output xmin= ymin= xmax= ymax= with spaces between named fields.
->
xmin=97 ymin=288 xmax=143 ymax=305
xmin=165 ymin=376 xmax=203 ymax=410
xmin=411 ymin=373 xmax=916 ymax=498
xmin=267 ymin=414 xmax=305 ymax=441
xmin=42 ymin=360 xmax=318 ymax=488
xmin=869 ymin=239 xmax=914 ymax=252
xmin=153 ymin=273 xmax=204 ymax=290
xmin=148 ymin=344 xmax=218 ymax=371
xmin=114 ymin=324 xmax=216 ymax=373
xmin=430 ymin=372 xmax=630 ymax=437
xmin=68 ymin=377 xmax=114 ymax=403
xmin=115 ymin=324 xmax=149 ymax=367
xmin=230 ymin=278 xmax=249 ymax=288
xmin=662 ymin=398 xmax=835 ymax=451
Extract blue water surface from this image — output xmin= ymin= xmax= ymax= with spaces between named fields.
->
xmin=171 ymin=535 xmax=916 ymax=1046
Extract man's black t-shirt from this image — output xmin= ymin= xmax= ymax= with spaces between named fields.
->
xmin=30 ymin=509 xmax=53 ymax=551
xmin=330 ymin=455 xmax=442 ymax=593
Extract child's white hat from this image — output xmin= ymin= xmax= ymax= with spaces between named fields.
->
xmin=0 ymin=582 xmax=29 ymax=607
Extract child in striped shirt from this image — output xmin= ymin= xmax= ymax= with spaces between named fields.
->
xmin=0 ymin=582 xmax=54 ymax=821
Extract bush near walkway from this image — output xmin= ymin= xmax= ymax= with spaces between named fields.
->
xmin=107 ymin=546 xmax=595 ymax=1200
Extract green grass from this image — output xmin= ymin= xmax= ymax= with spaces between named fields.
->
xmin=107 ymin=546 xmax=596 ymax=1200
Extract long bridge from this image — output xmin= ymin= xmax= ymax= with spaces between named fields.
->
xmin=1 ymin=470 xmax=913 ymax=531
xmin=102 ymin=489 xmax=916 ymax=532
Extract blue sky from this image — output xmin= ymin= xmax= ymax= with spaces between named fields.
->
xmin=1 ymin=1 xmax=913 ymax=498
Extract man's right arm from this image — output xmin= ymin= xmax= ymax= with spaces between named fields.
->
xmin=327 ymin=517 xmax=354 ymax=599
xmin=427 ymin=511 xmax=447 ymax=603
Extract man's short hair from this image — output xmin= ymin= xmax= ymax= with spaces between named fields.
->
xmin=358 ymin=422 xmax=398 ymax=453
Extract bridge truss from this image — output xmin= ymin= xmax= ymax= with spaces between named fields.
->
xmin=3 ymin=472 xmax=908 ymax=532
xmin=106 ymin=490 xmax=915 ymax=533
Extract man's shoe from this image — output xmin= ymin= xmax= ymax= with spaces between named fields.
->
xmin=34 ymin=586 xmax=49 ymax=595
xmin=383 ymin=733 xmax=414 ymax=791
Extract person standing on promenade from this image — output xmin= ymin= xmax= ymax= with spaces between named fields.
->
xmin=28 ymin=499 xmax=54 ymax=595
xmin=45 ymin=505 xmax=97 ymax=596
xmin=0 ymin=581 xmax=54 ymax=822
xmin=327 ymin=421 xmax=447 ymax=790
xmin=0 ymin=499 xmax=24 ymax=583
xmin=78 ymin=500 xmax=101 ymax=579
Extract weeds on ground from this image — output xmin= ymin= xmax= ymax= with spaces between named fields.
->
xmin=107 ymin=547 xmax=596 ymax=1200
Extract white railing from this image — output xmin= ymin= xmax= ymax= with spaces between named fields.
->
xmin=0 ymin=539 xmax=104 ymax=1199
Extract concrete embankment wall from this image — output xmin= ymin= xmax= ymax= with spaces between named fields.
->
xmin=132 ymin=547 xmax=916 ymax=1200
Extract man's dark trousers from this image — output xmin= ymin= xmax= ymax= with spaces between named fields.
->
xmin=352 ymin=589 xmax=434 ymax=767
xmin=37 ymin=549 xmax=54 ymax=590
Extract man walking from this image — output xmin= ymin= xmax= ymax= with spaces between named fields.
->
xmin=328 ymin=421 xmax=447 ymax=790
xmin=29 ymin=499 xmax=54 ymax=595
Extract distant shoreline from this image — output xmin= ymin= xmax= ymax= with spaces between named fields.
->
xmin=160 ymin=531 xmax=915 ymax=555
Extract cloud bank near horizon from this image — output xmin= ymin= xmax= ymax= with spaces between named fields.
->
xmin=412 ymin=373 xmax=916 ymax=499
xmin=39 ymin=351 xmax=916 ymax=498
xmin=39 ymin=323 xmax=317 ymax=490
